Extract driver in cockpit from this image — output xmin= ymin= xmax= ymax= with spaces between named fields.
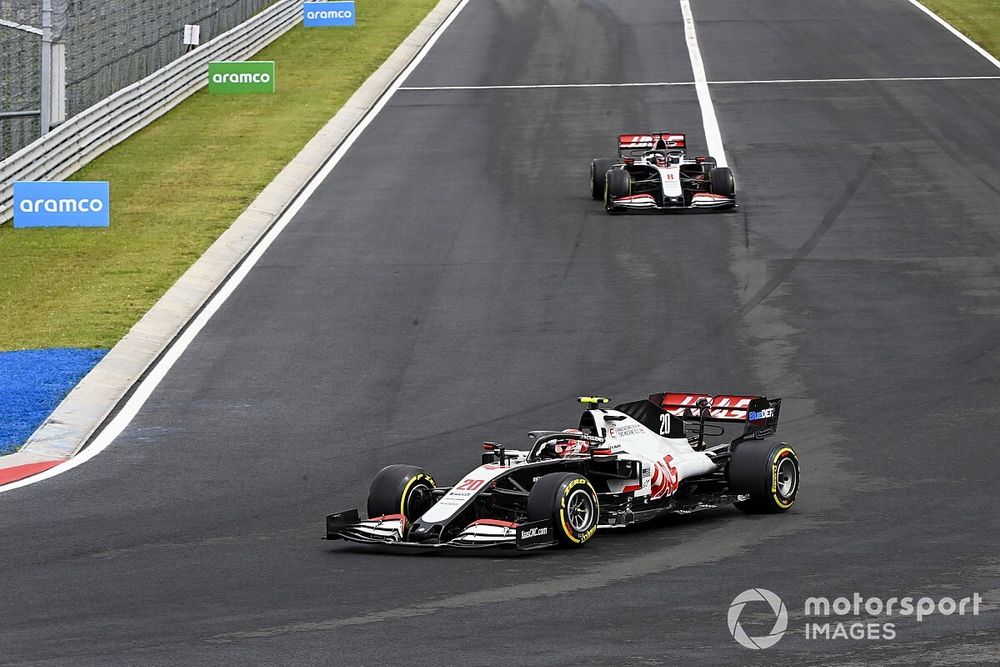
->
xmin=644 ymin=150 xmax=667 ymax=166
xmin=554 ymin=429 xmax=590 ymax=457
xmin=645 ymin=150 xmax=683 ymax=166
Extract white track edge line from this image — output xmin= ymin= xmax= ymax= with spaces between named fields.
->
xmin=905 ymin=0 xmax=1000 ymax=71
xmin=680 ymin=0 xmax=727 ymax=168
xmin=0 ymin=0 xmax=472 ymax=495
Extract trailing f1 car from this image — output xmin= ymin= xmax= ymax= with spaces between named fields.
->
xmin=590 ymin=132 xmax=736 ymax=213
xmin=325 ymin=392 xmax=798 ymax=551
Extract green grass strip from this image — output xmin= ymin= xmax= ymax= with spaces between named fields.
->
xmin=920 ymin=0 xmax=1000 ymax=58
xmin=0 ymin=0 xmax=439 ymax=350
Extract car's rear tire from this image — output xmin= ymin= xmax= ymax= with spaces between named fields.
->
xmin=367 ymin=464 xmax=437 ymax=522
xmin=709 ymin=167 xmax=735 ymax=198
xmin=527 ymin=473 xmax=599 ymax=546
xmin=590 ymin=158 xmax=613 ymax=200
xmin=727 ymin=441 xmax=799 ymax=513
xmin=604 ymin=168 xmax=631 ymax=214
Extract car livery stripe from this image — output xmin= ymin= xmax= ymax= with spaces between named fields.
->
xmin=419 ymin=462 xmax=516 ymax=523
xmin=468 ymin=519 xmax=519 ymax=528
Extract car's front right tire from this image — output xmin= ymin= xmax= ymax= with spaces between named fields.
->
xmin=527 ymin=473 xmax=599 ymax=546
xmin=590 ymin=158 xmax=614 ymax=200
xmin=604 ymin=168 xmax=631 ymax=214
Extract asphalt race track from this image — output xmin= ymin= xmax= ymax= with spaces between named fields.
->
xmin=2 ymin=0 xmax=1000 ymax=663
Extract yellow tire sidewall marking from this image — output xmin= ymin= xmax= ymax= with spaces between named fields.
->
xmin=770 ymin=447 xmax=796 ymax=509
xmin=559 ymin=478 xmax=598 ymax=544
xmin=399 ymin=473 xmax=436 ymax=518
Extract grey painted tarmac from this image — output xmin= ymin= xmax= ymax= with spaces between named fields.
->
xmin=1 ymin=1 xmax=998 ymax=664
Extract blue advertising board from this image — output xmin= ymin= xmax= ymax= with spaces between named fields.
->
xmin=13 ymin=181 xmax=110 ymax=228
xmin=303 ymin=1 xmax=356 ymax=27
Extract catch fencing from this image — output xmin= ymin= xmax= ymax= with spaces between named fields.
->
xmin=1 ymin=0 xmax=281 ymax=159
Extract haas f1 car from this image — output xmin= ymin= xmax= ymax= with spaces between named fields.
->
xmin=590 ymin=132 xmax=736 ymax=213
xmin=325 ymin=392 xmax=798 ymax=551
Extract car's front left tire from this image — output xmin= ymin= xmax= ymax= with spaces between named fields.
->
xmin=367 ymin=464 xmax=437 ymax=522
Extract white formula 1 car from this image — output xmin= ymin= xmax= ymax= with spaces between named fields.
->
xmin=325 ymin=393 xmax=799 ymax=550
xmin=590 ymin=132 xmax=736 ymax=213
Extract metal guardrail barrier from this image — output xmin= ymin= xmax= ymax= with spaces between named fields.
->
xmin=0 ymin=0 xmax=303 ymax=225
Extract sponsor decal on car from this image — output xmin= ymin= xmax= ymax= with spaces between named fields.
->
xmin=662 ymin=393 xmax=754 ymax=420
xmin=608 ymin=423 xmax=644 ymax=439
xmin=520 ymin=526 xmax=548 ymax=539
xmin=649 ymin=454 xmax=679 ymax=500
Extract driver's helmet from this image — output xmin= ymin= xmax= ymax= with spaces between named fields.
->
xmin=645 ymin=151 xmax=667 ymax=166
xmin=555 ymin=429 xmax=589 ymax=457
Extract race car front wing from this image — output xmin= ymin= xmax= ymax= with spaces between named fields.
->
xmin=610 ymin=192 xmax=735 ymax=210
xmin=325 ymin=509 xmax=556 ymax=550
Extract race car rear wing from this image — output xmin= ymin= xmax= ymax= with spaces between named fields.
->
xmin=618 ymin=132 xmax=686 ymax=152
xmin=649 ymin=392 xmax=781 ymax=440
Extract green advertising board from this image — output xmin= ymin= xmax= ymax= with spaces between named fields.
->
xmin=208 ymin=61 xmax=276 ymax=94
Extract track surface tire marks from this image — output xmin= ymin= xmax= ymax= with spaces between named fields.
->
xmin=2 ymin=0 xmax=1000 ymax=664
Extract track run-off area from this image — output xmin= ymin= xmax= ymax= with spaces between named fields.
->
xmin=2 ymin=0 xmax=999 ymax=663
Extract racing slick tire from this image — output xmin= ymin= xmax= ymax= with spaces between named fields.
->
xmin=727 ymin=441 xmax=799 ymax=513
xmin=604 ymin=168 xmax=631 ymax=214
xmin=709 ymin=167 xmax=735 ymax=198
xmin=527 ymin=473 xmax=599 ymax=547
xmin=367 ymin=464 xmax=437 ymax=523
xmin=590 ymin=158 xmax=614 ymax=200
